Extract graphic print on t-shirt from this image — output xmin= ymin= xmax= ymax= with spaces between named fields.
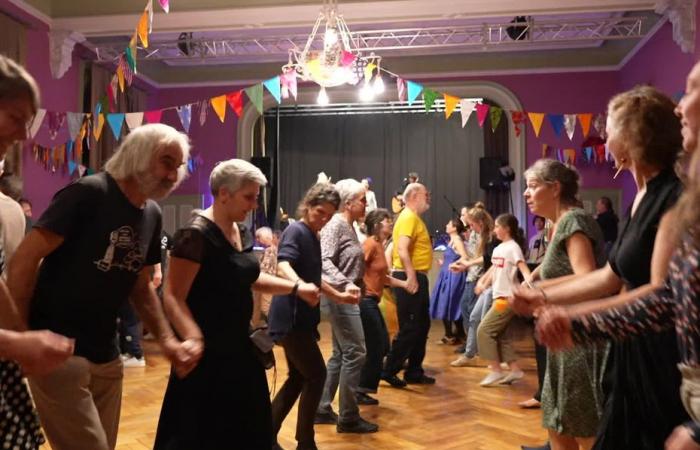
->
xmin=491 ymin=256 xmax=505 ymax=268
xmin=94 ymin=225 xmax=144 ymax=272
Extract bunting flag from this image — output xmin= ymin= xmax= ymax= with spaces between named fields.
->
xmin=595 ymin=144 xmax=606 ymax=163
xmin=145 ymin=0 xmax=154 ymax=33
xmin=363 ymin=62 xmax=376 ymax=85
xmin=47 ymin=111 xmax=66 ymax=140
xmin=144 ymin=109 xmax=163 ymax=124
xmin=125 ymin=46 xmax=136 ymax=73
xmin=564 ymin=148 xmax=577 ymax=165
xmin=593 ymin=113 xmax=606 ymax=138
xmin=175 ymin=105 xmax=192 ymax=132
xmin=542 ymin=144 xmax=551 ymax=158
xmin=137 ymin=9 xmax=149 ymax=48
xmin=444 ymin=94 xmax=459 ymax=119
xmin=511 ymin=111 xmax=525 ymax=137
xmin=583 ymin=146 xmax=594 ymax=163
xmin=422 ymin=88 xmax=439 ymax=112
xmin=245 ymin=84 xmax=264 ymax=115
xmin=159 ymin=0 xmax=169 ymax=13
xmin=547 ymin=114 xmax=565 ymax=137
xmin=263 ymin=76 xmax=281 ymax=104
xmin=78 ymin=164 xmax=87 ymax=177
xmin=226 ymin=91 xmax=244 ymax=117
xmin=528 ymin=112 xmax=545 ymax=138
xmin=94 ymin=114 xmax=105 ymax=141
xmin=280 ymin=69 xmax=297 ymax=100
xmin=107 ymin=113 xmax=125 ymax=140
xmin=119 ymin=55 xmax=134 ymax=86
xmin=340 ymin=51 xmax=356 ymax=67
xmin=475 ymin=103 xmax=490 ymax=128
xmin=125 ymin=112 xmax=144 ymax=131
xmin=211 ymin=95 xmax=227 ymax=123
xmin=68 ymin=159 xmax=77 ymax=176
xmin=198 ymin=99 xmax=209 ymax=126
xmin=577 ymin=113 xmax=592 ymax=138
xmin=564 ymin=114 xmax=577 ymax=140
xmin=396 ymin=77 xmax=406 ymax=102
xmin=106 ymin=81 xmax=116 ymax=113
xmin=460 ymin=100 xmax=475 ymax=128
xmin=29 ymin=108 xmax=46 ymax=138
xmin=490 ymin=106 xmax=503 ymax=132
xmin=116 ymin=63 xmax=125 ymax=92
xmin=67 ymin=112 xmax=84 ymax=140
xmin=406 ymin=81 xmax=422 ymax=106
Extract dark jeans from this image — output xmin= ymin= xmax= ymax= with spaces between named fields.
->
xmin=271 ymin=329 xmax=326 ymax=447
xmin=358 ymin=296 xmax=390 ymax=393
xmin=118 ymin=301 xmax=143 ymax=358
xmin=534 ymin=340 xmax=547 ymax=402
xmin=382 ymin=272 xmax=431 ymax=380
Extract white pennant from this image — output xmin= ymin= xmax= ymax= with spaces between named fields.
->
xmin=29 ymin=109 xmax=47 ymax=138
xmin=125 ymin=112 xmax=144 ymax=131
xmin=564 ymin=114 xmax=577 ymax=140
xmin=66 ymin=112 xmax=85 ymax=140
xmin=145 ymin=0 xmax=154 ymax=33
xmin=78 ymin=164 xmax=87 ymax=177
xmin=459 ymin=100 xmax=476 ymax=128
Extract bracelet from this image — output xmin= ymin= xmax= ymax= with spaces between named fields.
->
xmin=290 ymin=280 xmax=301 ymax=297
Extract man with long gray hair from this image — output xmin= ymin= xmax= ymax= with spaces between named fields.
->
xmin=7 ymin=123 xmax=199 ymax=450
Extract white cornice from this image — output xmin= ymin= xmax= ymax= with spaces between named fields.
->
xmin=4 ymin=0 xmax=52 ymax=27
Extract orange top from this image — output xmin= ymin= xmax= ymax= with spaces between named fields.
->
xmin=363 ymin=237 xmax=388 ymax=298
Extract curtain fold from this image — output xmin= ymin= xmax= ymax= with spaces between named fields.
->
xmin=482 ymin=99 xmax=511 ymax=217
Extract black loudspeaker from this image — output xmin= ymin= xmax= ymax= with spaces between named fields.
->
xmin=479 ymin=157 xmax=505 ymax=190
xmin=251 ymin=156 xmax=273 ymax=186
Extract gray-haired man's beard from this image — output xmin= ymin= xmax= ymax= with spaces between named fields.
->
xmin=136 ymin=172 xmax=176 ymax=200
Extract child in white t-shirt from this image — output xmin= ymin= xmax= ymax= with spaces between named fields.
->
xmin=476 ymin=214 xmax=531 ymax=387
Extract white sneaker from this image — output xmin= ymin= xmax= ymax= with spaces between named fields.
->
xmin=499 ymin=370 xmax=525 ymax=385
xmin=479 ymin=371 xmax=505 ymax=387
xmin=450 ymin=355 xmax=478 ymax=367
xmin=122 ymin=356 xmax=146 ymax=368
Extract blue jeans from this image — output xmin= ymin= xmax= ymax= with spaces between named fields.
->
xmin=464 ymin=287 xmax=493 ymax=358
xmin=459 ymin=281 xmax=477 ymax=338
xmin=317 ymin=297 xmax=366 ymax=424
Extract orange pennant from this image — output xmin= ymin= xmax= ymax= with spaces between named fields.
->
xmin=211 ymin=95 xmax=227 ymax=123
xmin=116 ymin=64 xmax=125 ymax=93
xmin=444 ymin=94 xmax=459 ymax=119
xmin=577 ymin=113 xmax=593 ymax=138
xmin=94 ymin=113 xmax=105 ymax=141
xmin=528 ymin=112 xmax=545 ymax=138
xmin=137 ymin=10 xmax=149 ymax=48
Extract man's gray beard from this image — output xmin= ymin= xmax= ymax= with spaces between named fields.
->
xmin=136 ymin=171 xmax=175 ymax=200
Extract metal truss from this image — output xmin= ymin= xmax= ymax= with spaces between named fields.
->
xmin=92 ymin=15 xmax=645 ymax=62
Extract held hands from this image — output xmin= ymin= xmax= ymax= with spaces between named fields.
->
xmin=510 ymin=285 xmax=547 ymax=317
xmin=163 ymin=336 xmax=204 ymax=379
xmin=404 ymin=275 xmax=418 ymax=294
xmin=534 ymin=306 xmax=574 ymax=351
xmin=665 ymin=425 xmax=700 ymax=450
xmin=449 ymin=260 xmax=467 ymax=273
xmin=297 ymin=282 xmax=321 ymax=307
xmin=340 ymin=283 xmax=361 ymax=304
xmin=9 ymin=330 xmax=74 ymax=375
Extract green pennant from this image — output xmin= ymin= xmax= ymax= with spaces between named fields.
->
xmin=490 ymin=106 xmax=503 ymax=132
xmin=244 ymin=84 xmax=264 ymax=115
xmin=423 ymin=88 xmax=439 ymax=112
xmin=125 ymin=46 xmax=136 ymax=72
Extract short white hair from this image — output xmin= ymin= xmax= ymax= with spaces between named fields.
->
xmin=403 ymin=182 xmax=424 ymax=201
xmin=105 ymin=124 xmax=191 ymax=184
xmin=334 ymin=178 xmax=365 ymax=209
xmin=210 ymin=158 xmax=267 ymax=196
xmin=255 ymin=226 xmax=273 ymax=242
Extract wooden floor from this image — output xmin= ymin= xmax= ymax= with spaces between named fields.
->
xmin=41 ymin=321 xmax=547 ymax=450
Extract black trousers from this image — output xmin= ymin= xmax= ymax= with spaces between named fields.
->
xmin=358 ymin=296 xmax=390 ymax=393
xmin=533 ymin=341 xmax=547 ymax=402
xmin=382 ymin=272 xmax=431 ymax=379
xmin=271 ymin=329 xmax=327 ymax=447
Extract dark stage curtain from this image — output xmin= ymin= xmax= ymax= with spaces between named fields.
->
xmin=264 ymin=111 xmax=485 ymax=236
xmin=483 ymin=99 xmax=511 ymax=217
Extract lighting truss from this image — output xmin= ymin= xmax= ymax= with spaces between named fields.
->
xmin=92 ymin=16 xmax=645 ymax=62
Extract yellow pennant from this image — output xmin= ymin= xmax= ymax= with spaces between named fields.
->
xmin=444 ymin=94 xmax=459 ymax=119
xmin=137 ymin=10 xmax=149 ymax=48
xmin=528 ymin=112 xmax=545 ymax=138
xmin=211 ymin=95 xmax=227 ymax=123
xmin=116 ymin=64 xmax=125 ymax=93
xmin=94 ymin=113 xmax=105 ymax=141
xmin=364 ymin=62 xmax=377 ymax=84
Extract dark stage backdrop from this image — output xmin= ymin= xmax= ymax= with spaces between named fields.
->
xmin=264 ymin=112 xmax=485 ymax=236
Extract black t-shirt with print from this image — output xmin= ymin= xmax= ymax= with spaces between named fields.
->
xmin=30 ymin=172 xmax=161 ymax=363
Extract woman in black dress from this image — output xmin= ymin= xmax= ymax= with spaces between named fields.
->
xmin=154 ymin=159 xmax=319 ymax=449
xmin=512 ymin=86 xmax=689 ymax=450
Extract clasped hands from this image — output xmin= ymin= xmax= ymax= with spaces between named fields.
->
xmin=509 ymin=285 xmax=574 ymax=351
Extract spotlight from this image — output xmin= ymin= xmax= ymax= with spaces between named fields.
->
xmin=359 ymin=83 xmax=374 ymax=102
xmin=317 ymin=87 xmax=329 ymax=105
xmin=372 ymin=75 xmax=385 ymax=94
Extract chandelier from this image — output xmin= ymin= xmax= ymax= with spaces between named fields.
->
xmin=284 ymin=0 xmax=384 ymax=104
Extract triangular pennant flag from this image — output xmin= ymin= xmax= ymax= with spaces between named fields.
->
xmin=226 ymin=91 xmax=244 ymax=117
xmin=593 ymin=113 xmax=606 ymax=138
xmin=578 ymin=113 xmax=592 ymax=138
xmin=175 ymin=105 xmax=192 ymax=132
xmin=144 ymin=110 xmax=163 ymax=124
xmin=490 ymin=106 xmax=503 ymax=132
xmin=280 ymin=70 xmax=297 ymax=100
xmin=125 ymin=46 xmax=136 ymax=73
xmin=125 ymin=112 xmax=144 ymax=131
xmin=263 ymin=76 xmax=281 ymax=104
xmin=459 ymin=100 xmax=475 ymax=128
xmin=78 ymin=164 xmax=87 ymax=177
xmin=47 ymin=111 xmax=66 ymax=140
xmin=406 ymin=81 xmax=422 ymax=106
xmin=475 ymin=103 xmax=490 ymax=128
xmin=137 ymin=10 xmax=149 ymax=48
xmin=145 ymin=0 xmax=154 ymax=33
xmin=106 ymin=81 xmax=116 ymax=113
xmin=116 ymin=63 xmax=125 ymax=93
xmin=564 ymin=114 xmax=577 ymax=140
xmin=67 ymin=112 xmax=84 ymax=140
xmin=211 ymin=95 xmax=227 ymax=123
xmin=107 ymin=113 xmax=124 ymax=140
xmin=29 ymin=108 xmax=46 ymax=138
xmin=340 ymin=51 xmax=356 ymax=67
xmin=397 ymin=78 xmax=406 ymax=102
xmin=444 ymin=94 xmax=459 ymax=119
xmin=363 ymin=62 xmax=376 ymax=84
xmin=541 ymin=144 xmax=551 ymax=158
xmin=198 ymin=100 xmax=209 ymax=126
xmin=422 ymin=88 xmax=438 ymax=112
xmin=68 ymin=159 xmax=77 ymax=176
xmin=244 ymin=84 xmax=264 ymax=115
xmin=564 ymin=148 xmax=577 ymax=165
xmin=511 ymin=111 xmax=525 ymax=137
xmin=548 ymin=114 xmax=565 ymax=137
xmin=94 ymin=114 xmax=105 ymax=141
xmin=528 ymin=112 xmax=545 ymax=137
xmin=159 ymin=0 xmax=169 ymax=13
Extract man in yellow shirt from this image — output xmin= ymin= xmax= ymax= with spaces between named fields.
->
xmin=381 ymin=183 xmax=435 ymax=387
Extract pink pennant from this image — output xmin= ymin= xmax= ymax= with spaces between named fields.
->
xmin=226 ymin=91 xmax=244 ymax=117
xmin=475 ymin=103 xmax=490 ymax=128
xmin=144 ymin=110 xmax=163 ymax=124
xmin=159 ymin=0 xmax=169 ymax=13
xmin=106 ymin=82 xmax=116 ymax=113
xmin=280 ymin=69 xmax=297 ymax=100
xmin=397 ymin=78 xmax=406 ymax=102
xmin=340 ymin=51 xmax=356 ymax=67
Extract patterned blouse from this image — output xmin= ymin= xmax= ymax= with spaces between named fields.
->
xmin=571 ymin=230 xmax=700 ymax=366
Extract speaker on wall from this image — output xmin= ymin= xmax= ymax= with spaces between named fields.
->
xmin=479 ymin=156 xmax=504 ymax=190
xmin=250 ymin=156 xmax=273 ymax=187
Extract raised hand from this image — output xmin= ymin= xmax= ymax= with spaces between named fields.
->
xmin=7 ymin=330 xmax=74 ymax=375
xmin=510 ymin=285 xmax=546 ymax=316
xmin=535 ymin=306 xmax=574 ymax=351
xmin=297 ymin=282 xmax=321 ymax=307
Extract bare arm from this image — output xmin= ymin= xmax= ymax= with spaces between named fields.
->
xmin=161 ymin=256 xmax=202 ymax=342
xmin=0 ymin=329 xmax=74 ymax=375
xmin=566 ymin=284 xmax=660 ymax=317
xmin=544 ymin=264 xmax=622 ymax=305
xmin=649 ymin=211 xmax=679 ymax=285
xmin=397 ymin=235 xmax=418 ymax=294
xmin=253 ymin=272 xmax=320 ymax=306
xmin=452 ymin=236 xmax=468 ymax=259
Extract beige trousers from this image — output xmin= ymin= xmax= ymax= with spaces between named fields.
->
xmin=28 ymin=356 xmax=123 ymax=450
xmin=679 ymin=363 xmax=700 ymax=422
xmin=476 ymin=299 xmax=517 ymax=363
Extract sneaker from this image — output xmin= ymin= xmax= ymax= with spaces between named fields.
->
xmin=356 ymin=392 xmax=379 ymax=405
xmin=479 ymin=371 xmax=505 ymax=387
xmin=314 ymin=410 xmax=338 ymax=425
xmin=450 ymin=355 xmax=478 ymax=367
xmin=122 ymin=356 xmax=146 ymax=368
xmin=337 ymin=417 xmax=379 ymax=434
xmin=499 ymin=370 xmax=525 ymax=385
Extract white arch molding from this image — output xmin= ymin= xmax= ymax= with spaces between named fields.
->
xmin=237 ymin=80 xmax=526 ymax=226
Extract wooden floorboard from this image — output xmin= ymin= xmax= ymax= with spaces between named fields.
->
xmin=41 ymin=321 xmax=547 ymax=449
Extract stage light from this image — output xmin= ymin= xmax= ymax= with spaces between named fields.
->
xmin=373 ymin=75 xmax=385 ymax=94
xmin=317 ymin=87 xmax=329 ymax=105
xmin=359 ymin=83 xmax=374 ymax=102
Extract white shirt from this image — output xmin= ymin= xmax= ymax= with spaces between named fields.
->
xmin=365 ymin=190 xmax=377 ymax=213
xmin=490 ymin=239 xmax=525 ymax=299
